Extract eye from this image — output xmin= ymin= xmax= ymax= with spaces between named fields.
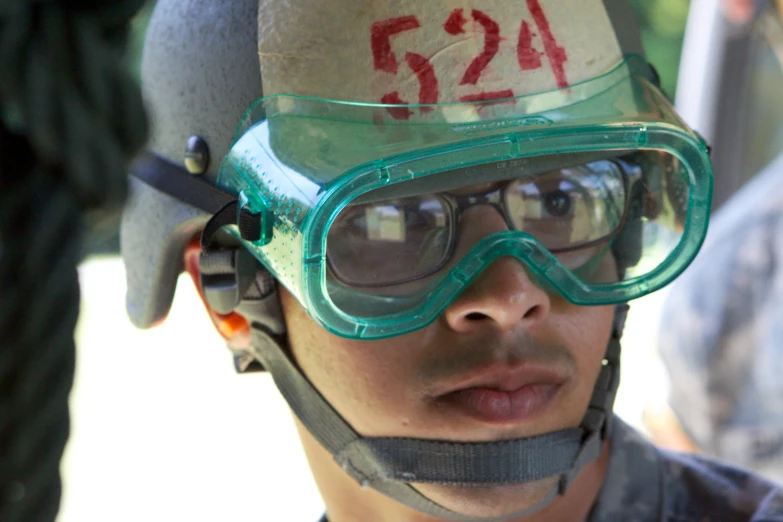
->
xmin=345 ymin=208 xmax=367 ymax=230
xmin=542 ymin=189 xmax=572 ymax=218
xmin=405 ymin=208 xmax=430 ymax=229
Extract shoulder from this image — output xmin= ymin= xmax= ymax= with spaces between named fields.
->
xmin=659 ymin=446 xmax=783 ymax=521
xmin=593 ymin=419 xmax=783 ymax=521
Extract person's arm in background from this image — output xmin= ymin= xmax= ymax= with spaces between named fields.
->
xmin=649 ymin=141 xmax=783 ymax=488
xmin=648 ymin=0 xmax=783 ymax=462
xmin=647 ymin=254 xmax=728 ymax=459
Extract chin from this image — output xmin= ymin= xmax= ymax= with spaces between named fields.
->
xmin=413 ymin=477 xmax=559 ymax=518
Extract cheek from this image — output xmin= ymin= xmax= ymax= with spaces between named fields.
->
xmin=279 ymin=287 xmax=425 ymax=436
xmin=550 ymin=301 xmax=615 ymax=423
xmin=553 ymin=302 xmax=614 ymax=354
xmin=278 ymin=285 xmax=616 ymax=440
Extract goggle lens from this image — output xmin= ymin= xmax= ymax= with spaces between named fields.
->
xmin=323 ymin=150 xmax=691 ymax=319
xmin=327 ymin=157 xmax=629 ymax=288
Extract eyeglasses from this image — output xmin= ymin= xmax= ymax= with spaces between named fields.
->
xmin=327 ymin=158 xmax=638 ymax=289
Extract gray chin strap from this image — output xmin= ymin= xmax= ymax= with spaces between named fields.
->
xmin=239 ymin=289 xmax=628 ymax=522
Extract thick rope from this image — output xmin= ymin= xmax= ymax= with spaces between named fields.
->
xmin=0 ymin=2 xmax=148 ymax=521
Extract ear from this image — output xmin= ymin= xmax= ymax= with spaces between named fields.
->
xmin=183 ymin=237 xmax=251 ymax=350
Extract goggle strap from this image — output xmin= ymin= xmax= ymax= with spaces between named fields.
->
xmin=129 ymin=151 xmax=234 ymax=214
xmin=198 ymin=247 xmax=259 ymax=315
xmin=336 ymin=429 xmax=584 ymax=485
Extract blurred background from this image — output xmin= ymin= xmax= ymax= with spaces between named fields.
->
xmin=62 ymin=1 xmax=783 ymax=520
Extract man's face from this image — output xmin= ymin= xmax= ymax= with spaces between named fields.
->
xmin=278 ymin=203 xmax=616 ymax=516
xmin=255 ymin=2 xmax=625 ymax=514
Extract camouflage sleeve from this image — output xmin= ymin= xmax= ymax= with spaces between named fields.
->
xmin=659 ymin=168 xmax=783 ymax=474
xmin=658 ymin=236 xmax=735 ymax=454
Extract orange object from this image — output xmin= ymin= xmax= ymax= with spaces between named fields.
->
xmin=184 ymin=238 xmax=251 ymax=349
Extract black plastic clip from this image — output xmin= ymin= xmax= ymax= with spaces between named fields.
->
xmin=200 ymin=195 xmax=273 ymax=254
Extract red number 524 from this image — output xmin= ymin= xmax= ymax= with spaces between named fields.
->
xmin=370 ymin=0 xmax=568 ymax=120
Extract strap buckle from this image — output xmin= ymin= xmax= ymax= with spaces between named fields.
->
xmin=199 ymin=247 xmax=258 ymax=314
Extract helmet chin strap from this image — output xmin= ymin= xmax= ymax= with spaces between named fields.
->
xmin=237 ymin=284 xmax=628 ymax=522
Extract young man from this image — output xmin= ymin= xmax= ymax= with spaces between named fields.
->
xmin=123 ymin=0 xmax=783 ymax=520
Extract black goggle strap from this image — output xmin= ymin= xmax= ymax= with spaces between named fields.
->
xmin=246 ymin=304 xmax=626 ymax=522
xmin=129 ymin=151 xmax=267 ymax=251
xmin=129 ymin=151 xmax=235 ymax=214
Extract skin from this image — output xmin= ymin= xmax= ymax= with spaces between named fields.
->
xmin=720 ymin=0 xmax=783 ymax=23
xmin=201 ymin=204 xmax=619 ymax=521
xmin=722 ymin=0 xmax=755 ymax=24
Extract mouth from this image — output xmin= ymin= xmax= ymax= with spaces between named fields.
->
xmin=435 ymin=365 xmax=566 ymax=424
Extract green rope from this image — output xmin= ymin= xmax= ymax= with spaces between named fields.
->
xmin=0 ymin=1 xmax=148 ymax=520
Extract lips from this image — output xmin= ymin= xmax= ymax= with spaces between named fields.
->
xmin=436 ymin=365 xmax=565 ymax=424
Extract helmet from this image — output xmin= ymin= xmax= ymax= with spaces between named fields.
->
xmin=122 ymin=1 xmax=713 ymax=520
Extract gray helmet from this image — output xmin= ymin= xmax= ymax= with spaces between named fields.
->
xmin=123 ymin=0 xmax=262 ymax=330
xmin=123 ymin=1 xmax=644 ymax=520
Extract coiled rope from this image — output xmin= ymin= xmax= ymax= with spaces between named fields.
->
xmin=0 ymin=2 xmax=148 ymax=521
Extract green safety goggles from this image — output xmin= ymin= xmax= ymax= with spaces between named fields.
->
xmin=213 ymin=54 xmax=713 ymax=340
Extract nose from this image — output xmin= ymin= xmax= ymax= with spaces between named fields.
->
xmin=443 ymin=256 xmax=551 ymax=333
xmin=443 ymin=206 xmax=551 ymax=334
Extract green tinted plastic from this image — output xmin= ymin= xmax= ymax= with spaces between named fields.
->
xmin=216 ymin=55 xmax=713 ymax=340
xmin=325 ymin=149 xmax=690 ymax=318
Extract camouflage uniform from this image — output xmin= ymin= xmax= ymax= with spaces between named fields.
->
xmin=660 ymin=152 xmax=783 ymax=484
xmin=319 ymin=417 xmax=783 ymax=521
xmin=592 ymin=418 xmax=783 ymax=521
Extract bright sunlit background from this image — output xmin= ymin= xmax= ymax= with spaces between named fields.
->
xmin=59 ymin=1 xmax=776 ymax=520
xmin=59 ymin=259 xmax=323 ymax=521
